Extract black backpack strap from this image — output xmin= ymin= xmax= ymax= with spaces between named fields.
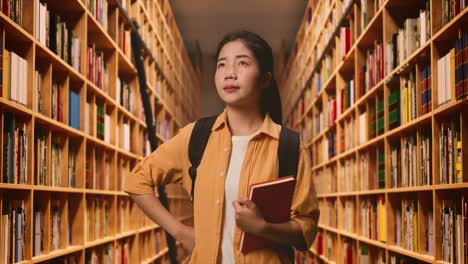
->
xmin=278 ymin=127 xmax=300 ymax=178
xmin=188 ymin=115 xmax=218 ymax=200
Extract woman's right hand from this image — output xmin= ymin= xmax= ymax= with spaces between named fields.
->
xmin=176 ymin=224 xmax=195 ymax=253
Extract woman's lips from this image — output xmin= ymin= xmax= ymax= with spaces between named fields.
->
xmin=224 ymin=86 xmax=239 ymax=93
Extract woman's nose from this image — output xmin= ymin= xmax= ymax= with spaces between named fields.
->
xmin=225 ymin=65 xmax=237 ymax=79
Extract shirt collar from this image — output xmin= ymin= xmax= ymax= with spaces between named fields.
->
xmin=212 ymin=108 xmax=280 ymax=140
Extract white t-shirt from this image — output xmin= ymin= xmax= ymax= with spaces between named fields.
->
xmin=221 ymin=133 xmax=256 ymax=264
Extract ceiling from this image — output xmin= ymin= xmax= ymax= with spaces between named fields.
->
xmin=168 ymin=0 xmax=308 ymax=116
xmin=169 ymin=0 xmax=308 ymax=58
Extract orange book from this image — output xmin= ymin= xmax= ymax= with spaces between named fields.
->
xmin=239 ymin=176 xmax=296 ymax=253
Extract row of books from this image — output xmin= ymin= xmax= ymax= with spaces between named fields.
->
xmin=395 ymin=198 xmax=434 ymax=256
xmin=85 ymin=198 xmax=110 ymax=242
xmin=50 ymin=200 xmax=69 ymax=251
xmin=115 ymin=241 xmax=130 ymax=264
xmin=315 ymin=232 xmax=334 ymax=261
xmin=390 ymin=254 xmax=423 ymax=264
xmin=117 ymin=78 xmax=135 ymax=113
xmin=326 ymin=130 xmax=336 ymax=159
xmin=321 ymin=199 xmax=337 ymax=228
xmin=368 ymin=97 xmax=385 ymax=138
xmin=313 ymin=111 xmax=324 ymax=136
xmin=364 ymin=41 xmax=384 ymax=93
xmin=118 ymin=198 xmax=129 ymax=233
xmin=1 ymin=198 xmax=26 ymax=263
xmin=84 ymin=101 xmax=111 ymax=140
xmin=34 ymin=71 xmax=44 ymax=114
xmin=51 ymin=80 xmax=64 ymax=122
xmin=401 ymin=69 xmax=418 ymax=124
xmin=86 ymin=244 xmax=113 ymax=264
xmin=360 ymin=196 xmax=386 ymax=242
xmin=50 ymin=140 xmax=63 ymax=187
xmin=96 ymin=104 xmax=108 ymax=142
xmin=340 ymin=115 xmax=356 ymax=152
xmin=35 ymin=1 xmax=81 ymax=72
xmin=359 ymin=0 xmax=383 ymax=32
xmin=454 ymin=34 xmax=468 ymax=100
xmin=1 ymin=0 xmax=23 ymax=26
xmin=420 ymin=65 xmax=433 ymax=115
xmin=2 ymin=112 xmax=28 ymax=184
xmin=442 ymin=0 xmax=467 ymax=26
xmin=2 ymin=49 xmax=28 ymax=106
xmin=439 ymin=117 xmax=463 ymax=184
xmin=87 ymin=0 xmax=108 ymax=31
xmin=315 ymin=166 xmax=337 ymax=194
xmin=385 ymin=1 xmax=431 ymax=75
xmin=85 ymin=151 xmax=111 ymax=190
xmin=34 ymin=130 xmax=77 ymax=187
xmin=338 ymin=79 xmax=355 ymax=117
xmin=339 ymin=23 xmax=352 ymax=60
xmin=339 ymin=157 xmax=356 ymax=192
xmin=87 ymin=43 xmax=109 ymax=92
xmin=343 ymin=199 xmax=355 ymax=233
xmin=359 ymin=147 xmax=385 ymax=190
xmin=440 ymin=194 xmax=467 ymax=263
xmin=359 ymin=245 xmax=385 ymax=264
xmin=438 ymin=34 xmax=468 ymax=106
xmin=119 ymin=26 xmax=131 ymax=58
xmin=342 ymin=238 xmax=354 ymax=264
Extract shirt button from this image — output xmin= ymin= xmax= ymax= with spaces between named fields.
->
xmin=224 ymin=147 xmax=229 ymax=152
xmin=219 ymin=171 xmax=224 ymax=177
xmin=216 ymin=200 xmax=221 ymax=206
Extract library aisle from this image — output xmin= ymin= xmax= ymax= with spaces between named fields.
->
xmin=0 ymin=0 xmax=467 ymax=263
xmin=0 ymin=0 xmax=199 ymax=263
xmin=284 ymin=0 xmax=468 ymax=263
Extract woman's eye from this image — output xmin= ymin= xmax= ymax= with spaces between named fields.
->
xmin=239 ymin=61 xmax=247 ymax=66
xmin=217 ymin=63 xmax=225 ymax=68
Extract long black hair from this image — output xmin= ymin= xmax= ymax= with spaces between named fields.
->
xmin=215 ymin=30 xmax=283 ymax=125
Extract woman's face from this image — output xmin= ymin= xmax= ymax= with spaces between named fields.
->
xmin=215 ymin=39 xmax=268 ymax=109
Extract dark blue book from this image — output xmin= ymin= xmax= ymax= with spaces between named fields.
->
xmin=69 ymin=90 xmax=80 ymax=130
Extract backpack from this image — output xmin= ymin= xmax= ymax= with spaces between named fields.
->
xmin=188 ymin=115 xmax=300 ymax=200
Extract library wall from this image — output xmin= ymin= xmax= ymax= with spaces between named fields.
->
xmin=283 ymin=0 xmax=468 ymax=263
xmin=0 ymin=0 xmax=199 ymax=263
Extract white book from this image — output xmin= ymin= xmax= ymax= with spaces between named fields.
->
xmin=34 ymin=211 xmax=41 ymax=256
xmin=437 ymin=57 xmax=441 ymax=105
xmin=35 ymin=0 xmax=39 ymax=39
xmin=123 ymin=123 xmax=130 ymax=151
xmin=359 ymin=112 xmax=367 ymax=144
xmin=73 ymin=37 xmax=80 ymax=71
xmin=22 ymin=57 xmax=28 ymax=105
xmin=39 ymin=3 xmax=46 ymax=44
xmin=444 ymin=54 xmax=449 ymax=104
xmin=420 ymin=11 xmax=427 ymax=45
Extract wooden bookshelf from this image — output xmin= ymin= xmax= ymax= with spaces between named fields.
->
xmin=286 ymin=0 xmax=468 ymax=263
xmin=0 ymin=0 xmax=198 ymax=263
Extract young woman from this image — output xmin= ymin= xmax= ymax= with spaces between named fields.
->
xmin=124 ymin=30 xmax=319 ymax=264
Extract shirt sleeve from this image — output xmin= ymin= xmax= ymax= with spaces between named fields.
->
xmin=290 ymin=147 xmax=320 ymax=250
xmin=123 ymin=122 xmax=195 ymax=195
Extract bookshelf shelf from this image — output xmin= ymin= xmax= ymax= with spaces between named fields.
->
xmin=31 ymin=245 xmax=83 ymax=263
xmin=0 ymin=0 xmax=199 ymax=262
xmin=289 ymin=0 xmax=467 ymax=263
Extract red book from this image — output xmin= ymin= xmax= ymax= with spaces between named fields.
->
xmin=239 ymin=176 xmax=296 ymax=253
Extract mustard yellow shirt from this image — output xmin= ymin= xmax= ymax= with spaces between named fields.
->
xmin=124 ymin=109 xmax=320 ymax=264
